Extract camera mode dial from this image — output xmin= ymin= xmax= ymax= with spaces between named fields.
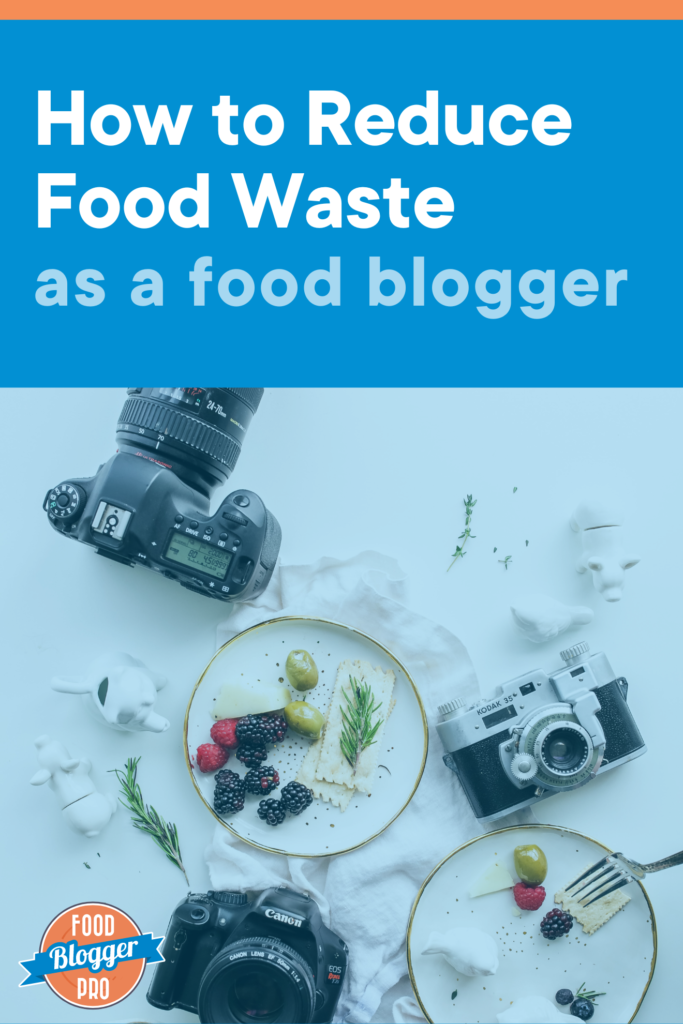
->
xmin=45 ymin=483 xmax=84 ymax=521
xmin=560 ymin=641 xmax=590 ymax=663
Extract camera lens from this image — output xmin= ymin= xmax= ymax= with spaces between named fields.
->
xmin=197 ymin=937 xmax=315 ymax=1024
xmin=540 ymin=726 xmax=589 ymax=775
xmin=117 ymin=388 xmax=264 ymax=499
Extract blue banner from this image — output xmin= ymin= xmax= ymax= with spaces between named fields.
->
xmin=19 ymin=932 xmax=164 ymax=986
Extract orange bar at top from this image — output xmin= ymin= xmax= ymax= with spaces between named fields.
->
xmin=3 ymin=0 xmax=681 ymax=17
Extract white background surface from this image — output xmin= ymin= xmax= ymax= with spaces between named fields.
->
xmin=1 ymin=387 xmax=680 ymax=1024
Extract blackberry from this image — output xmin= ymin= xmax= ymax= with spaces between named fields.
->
xmin=260 ymin=714 xmax=288 ymax=744
xmin=213 ymin=770 xmax=246 ymax=815
xmin=236 ymin=744 xmax=268 ymax=767
xmin=257 ymin=798 xmax=287 ymax=826
xmin=244 ymin=765 xmax=280 ymax=795
xmin=280 ymin=781 xmax=314 ymax=815
xmin=235 ymin=715 xmax=264 ymax=746
xmin=570 ymin=998 xmax=595 ymax=1021
xmin=540 ymin=909 xmax=573 ymax=940
xmin=556 ymin=989 xmax=574 ymax=1006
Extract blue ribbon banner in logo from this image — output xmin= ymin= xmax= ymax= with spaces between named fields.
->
xmin=19 ymin=932 xmax=164 ymax=986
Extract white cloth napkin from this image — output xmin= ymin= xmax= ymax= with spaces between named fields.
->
xmin=206 ymin=552 xmax=500 ymax=1022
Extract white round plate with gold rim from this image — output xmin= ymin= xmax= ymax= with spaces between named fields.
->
xmin=407 ymin=824 xmax=656 ymax=1024
xmin=184 ymin=615 xmax=428 ymax=857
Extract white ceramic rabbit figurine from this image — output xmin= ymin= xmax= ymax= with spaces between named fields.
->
xmin=51 ymin=653 xmax=169 ymax=733
xmin=570 ymin=500 xmax=640 ymax=602
xmin=511 ymin=592 xmax=593 ymax=643
xmin=30 ymin=735 xmax=117 ymax=837
xmin=421 ymin=928 xmax=499 ymax=976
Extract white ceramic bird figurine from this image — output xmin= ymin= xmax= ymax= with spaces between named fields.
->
xmin=497 ymin=995 xmax=570 ymax=1023
xmin=51 ymin=652 xmax=169 ymax=733
xmin=421 ymin=927 xmax=499 ymax=976
xmin=511 ymin=592 xmax=593 ymax=643
xmin=30 ymin=735 xmax=117 ymax=837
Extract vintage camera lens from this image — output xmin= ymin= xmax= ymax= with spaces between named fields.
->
xmin=117 ymin=388 xmax=264 ymax=499
xmin=540 ymin=726 xmax=590 ymax=775
xmin=197 ymin=937 xmax=316 ymax=1024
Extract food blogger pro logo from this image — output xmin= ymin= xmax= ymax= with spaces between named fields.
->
xmin=19 ymin=901 xmax=164 ymax=1008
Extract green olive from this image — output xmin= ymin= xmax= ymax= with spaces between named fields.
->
xmin=514 ymin=844 xmax=548 ymax=885
xmin=285 ymin=650 xmax=319 ymax=692
xmin=284 ymin=701 xmax=324 ymax=739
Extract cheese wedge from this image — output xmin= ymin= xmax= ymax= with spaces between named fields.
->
xmin=469 ymin=862 xmax=514 ymax=898
xmin=315 ymin=659 xmax=395 ymax=794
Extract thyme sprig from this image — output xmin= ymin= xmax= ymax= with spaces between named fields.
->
xmin=111 ymin=756 xmax=189 ymax=886
xmin=340 ymin=676 xmax=384 ymax=772
xmin=448 ymin=495 xmax=477 ymax=571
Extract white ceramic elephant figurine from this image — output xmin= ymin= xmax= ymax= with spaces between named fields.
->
xmin=511 ymin=592 xmax=593 ymax=643
xmin=570 ymin=500 xmax=640 ymax=602
xmin=30 ymin=735 xmax=117 ymax=837
xmin=51 ymin=653 xmax=169 ymax=733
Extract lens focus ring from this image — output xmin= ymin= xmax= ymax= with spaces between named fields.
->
xmin=119 ymin=397 xmax=241 ymax=472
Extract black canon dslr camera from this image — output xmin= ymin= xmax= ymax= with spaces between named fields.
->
xmin=44 ymin=388 xmax=280 ymax=602
xmin=147 ymin=887 xmax=348 ymax=1023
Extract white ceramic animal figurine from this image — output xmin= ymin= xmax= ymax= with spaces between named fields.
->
xmin=570 ymin=500 xmax=640 ymax=602
xmin=511 ymin=592 xmax=594 ymax=643
xmin=51 ymin=653 xmax=169 ymax=733
xmin=30 ymin=735 xmax=117 ymax=837
xmin=421 ymin=927 xmax=499 ymax=977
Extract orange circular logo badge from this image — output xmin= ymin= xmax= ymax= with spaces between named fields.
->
xmin=20 ymin=901 xmax=164 ymax=1009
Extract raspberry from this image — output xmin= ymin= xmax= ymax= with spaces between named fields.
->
xmin=540 ymin=908 xmax=573 ymax=939
xmin=513 ymin=882 xmax=546 ymax=911
xmin=210 ymin=718 xmax=240 ymax=750
xmin=196 ymin=743 xmax=229 ymax=773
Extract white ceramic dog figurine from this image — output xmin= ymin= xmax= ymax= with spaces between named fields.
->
xmin=511 ymin=592 xmax=594 ymax=643
xmin=30 ymin=735 xmax=117 ymax=837
xmin=570 ymin=500 xmax=640 ymax=602
xmin=51 ymin=653 xmax=170 ymax=733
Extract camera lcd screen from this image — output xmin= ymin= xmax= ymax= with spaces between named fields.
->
xmin=164 ymin=532 xmax=232 ymax=580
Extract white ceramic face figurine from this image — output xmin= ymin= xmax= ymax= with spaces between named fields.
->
xmin=51 ymin=653 xmax=170 ymax=733
xmin=570 ymin=500 xmax=640 ymax=602
xmin=421 ymin=927 xmax=499 ymax=977
xmin=30 ymin=735 xmax=117 ymax=838
xmin=511 ymin=592 xmax=594 ymax=643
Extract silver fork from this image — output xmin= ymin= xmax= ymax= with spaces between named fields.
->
xmin=566 ymin=849 xmax=683 ymax=906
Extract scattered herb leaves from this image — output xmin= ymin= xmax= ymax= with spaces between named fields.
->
xmin=525 ymin=540 xmax=529 ymax=547
xmin=340 ymin=677 xmax=384 ymax=773
xmin=83 ymin=862 xmax=91 ymax=869
xmin=493 ymin=547 xmax=497 ymax=553
xmin=499 ymin=555 xmax=513 ymax=570
xmin=111 ymin=756 xmax=189 ymax=886
xmin=448 ymin=495 xmax=477 ymax=571
xmin=451 ymin=990 xmax=458 ymax=1000
xmin=513 ymin=486 xmax=518 ymax=493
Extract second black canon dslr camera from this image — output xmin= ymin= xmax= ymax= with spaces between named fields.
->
xmin=44 ymin=388 xmax=280 ymax=602
xmin=147 ymin=887 xmax=348 ymax=1023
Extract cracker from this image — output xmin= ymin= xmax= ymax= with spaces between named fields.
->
xmin=555 ymin=864 xmax=631 ymax=934
xmin=296 ymin=740 xmax=354 ymax=811
xmin=314 ymin=658 xmax=395 ymax=794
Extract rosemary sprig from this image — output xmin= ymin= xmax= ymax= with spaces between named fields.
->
xmin=340 ymin=676 xmax=384 ymax=772
xmin=448 ymin=494 xmax=477 ymax=571
xmin=574 ymin=982 xmax=606 ymax=1005
xmin=111 ymin=757 xmax=189 ymax=886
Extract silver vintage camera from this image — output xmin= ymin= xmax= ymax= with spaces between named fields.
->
xmin=437 ymin=643 xmax=647 ymax=822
